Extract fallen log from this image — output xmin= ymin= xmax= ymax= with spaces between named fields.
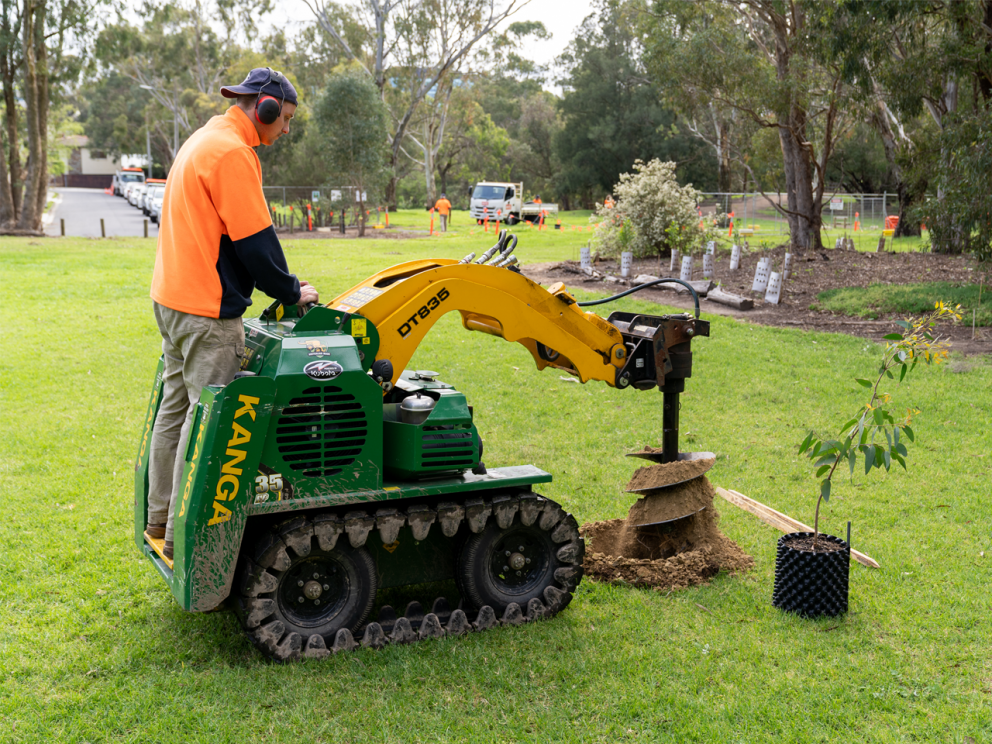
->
xmin=714 ymin=486 xmax=880 ymax=568
xmin=631 ymin=275 xmax=713 ymax=296
xmin=705 ymin=287 xmax=754 ymax=310
xmin=673 ymin=279 xmax=715 ymax=296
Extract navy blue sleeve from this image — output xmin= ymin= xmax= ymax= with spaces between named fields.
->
xmin=232 ymin=225 xmax=302 ymax=306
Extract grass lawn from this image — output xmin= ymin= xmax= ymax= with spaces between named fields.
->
xmin=816 ymin=282 xmax=992 ymax=326
xmin=1 ymin=231 xmax=990 ymax=743
xmin=276 ymin=205 xmax=930 ymax=258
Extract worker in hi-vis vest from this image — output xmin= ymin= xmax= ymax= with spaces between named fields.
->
xmin=434 ymin=193 xmax=452 ymax=232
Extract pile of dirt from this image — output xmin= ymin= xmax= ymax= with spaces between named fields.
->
xmin=581 ymin=475 xmax=754 ymax=592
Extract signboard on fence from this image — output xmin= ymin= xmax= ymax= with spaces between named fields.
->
xmin=311 ymin=190 xmax=320 ymax=202
xmin=355 ymin=191 xmax=367 ymax=202
xmin=829 ymin=198 xmax=844 ymax=211
xmin=330 ymin=190 xmax=342 ymax=201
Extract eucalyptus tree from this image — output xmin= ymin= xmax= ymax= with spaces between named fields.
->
xmin=314 ymin=67 xmax=390 ymax=236
xmin=304 ymin=0 xmax=526 ymax=207
xmin=554 ymin=0 xmax=711 ymax=208
xmin=1 ymin=0 xmax=95 ymax=232
xmin=828 ymin=0 xmax=992 ymax=253
xmin=645 ymin=0 xmax=861 ymax=253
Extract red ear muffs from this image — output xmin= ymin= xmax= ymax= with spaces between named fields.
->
xmin=255 ymin=95 xmax=281 ymax=125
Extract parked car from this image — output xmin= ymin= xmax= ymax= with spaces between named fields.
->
xmin=130 ymin=183 xmax=147 ymax=208
xmin=123 ymin=182 xmax=137 ymax=203
xmin=149 ymin=188 xmax=166 ymax=224
xmin=144 ymin=181 xmax=167 ymax=220
xmin=113 ymin=168 xmax=145 ymax=197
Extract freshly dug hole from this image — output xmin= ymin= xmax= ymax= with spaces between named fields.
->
xmin=581 ymin=476 xmax=754 ymax=591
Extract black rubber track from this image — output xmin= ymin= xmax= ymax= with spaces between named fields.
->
xmin=232 ymin=494 xmax=584 ymax=662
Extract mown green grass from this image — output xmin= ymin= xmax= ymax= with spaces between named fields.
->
xmin=1 ymin=233 xmax=990 ymax=743
xmin=816 ymin=282 xmax=992 ymax=326
xmin=273 ymin=205 xmax=927 ymax=257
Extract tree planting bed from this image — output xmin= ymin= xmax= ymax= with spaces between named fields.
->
xmin=524 ymin=244 xmax=991 ymax=356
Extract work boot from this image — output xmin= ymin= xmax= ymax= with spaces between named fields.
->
xmin=164 ymin=540 xmax=174 ymax=560
xmin=146 ymin=523 xmax=166 ymax=539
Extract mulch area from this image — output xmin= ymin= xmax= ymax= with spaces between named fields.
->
xmin=521 ymin=244 xmax=991 ymax=357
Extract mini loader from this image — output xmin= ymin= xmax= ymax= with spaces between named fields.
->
xmin=134 ymin=233 xmax=709 ymax=661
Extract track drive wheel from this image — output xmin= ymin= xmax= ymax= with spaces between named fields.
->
xmin=235 ymin=516 xmax=377 ymax=662
xmin=457 ymin=509 xmax=583 ymax=617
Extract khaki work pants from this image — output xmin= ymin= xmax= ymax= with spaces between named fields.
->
xmin=439 ymin=214 xmax=448 ymax=232
xmin=146 ymin=303 xmax=244 ymax=541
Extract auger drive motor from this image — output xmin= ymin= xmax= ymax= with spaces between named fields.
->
xmin=133 ymin=232 xmax=710 ymax=660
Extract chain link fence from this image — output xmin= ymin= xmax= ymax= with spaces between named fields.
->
xmin=697 ymin=192 xmax=903 ymax=236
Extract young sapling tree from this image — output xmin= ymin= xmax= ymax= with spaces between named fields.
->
xmin=798 ymin=303 xmax=962 ymax=550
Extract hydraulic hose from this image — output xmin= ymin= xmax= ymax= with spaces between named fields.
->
xmin=576 ymin=278 xmax=700 ymax=319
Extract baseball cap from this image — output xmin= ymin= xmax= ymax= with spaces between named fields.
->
xmin=221 ymin=67 xmax=298 ymax=106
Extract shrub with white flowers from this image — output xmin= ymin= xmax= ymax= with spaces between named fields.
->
xmin=592 ymin=159 xmax=705 ymax=260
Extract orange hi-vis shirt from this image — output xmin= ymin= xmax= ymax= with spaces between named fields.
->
xmin=434 ymin=197 xmax=452 ymax=216
xmin=151 ymin=106 xmax=300 ymax=319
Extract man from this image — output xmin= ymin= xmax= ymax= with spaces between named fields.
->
xmin=434 ymin=193 xmax=452 ymax=232
xmin=145 ymin=67 xmax=318 ymax=559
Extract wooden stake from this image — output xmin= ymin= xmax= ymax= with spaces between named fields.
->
xmin=714 ymin=486 xmax=880 ymax=569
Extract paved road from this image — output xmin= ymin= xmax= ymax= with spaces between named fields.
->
xmin=45 ymin=187 xmax=160 ymax=238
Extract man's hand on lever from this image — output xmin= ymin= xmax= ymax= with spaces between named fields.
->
xmin=298 ymin=280 xmax=319 ymax=306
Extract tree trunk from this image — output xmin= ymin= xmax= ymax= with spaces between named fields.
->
xmin=716 ymin=118 xmax=732 ymax=194
xmin=871 ymin=89 xmax=920 ymax=238
xmin=438 ymin=162 xmax=450 ymax=200
xmin=423 ymin=120 xmax=437 ymax=210
xmin=0 ymin=118 xmax=12 ymax=226
xmin=771 ymin=8 xmax=821 ymax=255
xmin=777 ymin=114 xmax=822 ymax=253
xmin=18 ymin=0 xmax=47 ymax=233
xmin=1 ymin=51 xmax=22 ymax=223
xmin=893 ymin=183 xmax=921 ymax=238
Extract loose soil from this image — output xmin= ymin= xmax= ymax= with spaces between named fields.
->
xmin=582 ymin=475 xmax=754 ymax=591
xmin=626 ymin=475 xmax=713 ymax=526
xmin=625 ymin=457 xmax=715 ymax=492
xmin=782 ymin=534 xmax=846 ymax=553
xmin=522 ymin=245 xmax=991 ymax=356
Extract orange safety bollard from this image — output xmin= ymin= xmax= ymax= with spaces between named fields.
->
xmin=483 ymin=206 xmax=489 ymax=233
xmin=854 ymin=211 xmax=860 ymax=231
xmin=728 ymin=219 xmax=733 ymax=237
xmin=307 ymin=203 xmax=313 ymax=232
xmin=385 ymin=206 xmax=389 ymax=228
xmin=430 ymin=208 xmax=435 ymax=236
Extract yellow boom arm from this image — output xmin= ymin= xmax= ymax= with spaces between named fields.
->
xmin=327 ymin=259 xmax=628 ymax=386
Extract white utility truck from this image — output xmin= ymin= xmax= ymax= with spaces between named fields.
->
xmin=469 ymin=181 xmax=558 ymax=225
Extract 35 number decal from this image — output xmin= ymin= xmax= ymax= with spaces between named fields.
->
xmin=254 ymin=473 xmax=284 ymax=495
